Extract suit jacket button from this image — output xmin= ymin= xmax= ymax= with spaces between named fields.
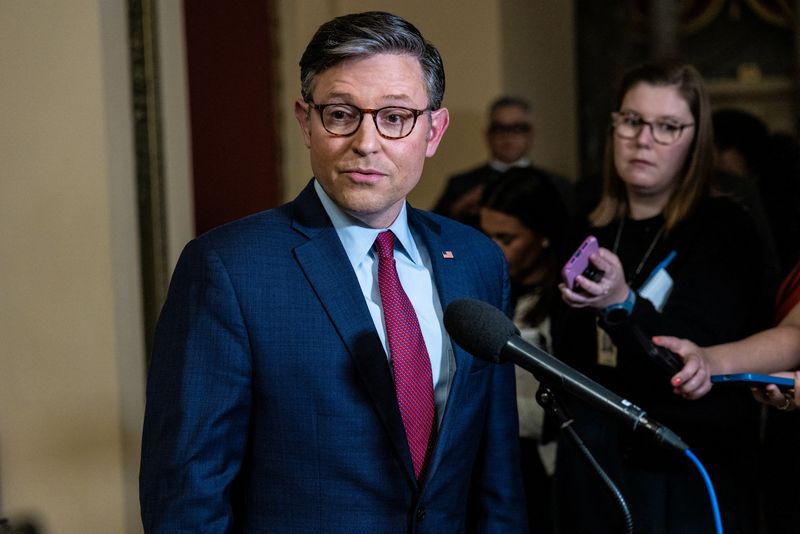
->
xmin=416 ymin=508 xmax=426 ymax=522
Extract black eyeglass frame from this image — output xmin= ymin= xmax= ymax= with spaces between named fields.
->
xmin=611 ymin=111 xmax=695 ymax=146
xmin=308 ymin=102 xmax=430 ymax=140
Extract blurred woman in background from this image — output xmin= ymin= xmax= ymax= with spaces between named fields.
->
xmin=480 ymin=167 xmax=569 ymax=534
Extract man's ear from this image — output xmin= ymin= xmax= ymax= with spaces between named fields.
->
xmin=294 ymin=99 xmax=312 ymax=148
xmin=425 ymin=107 xmax=450 ymax=158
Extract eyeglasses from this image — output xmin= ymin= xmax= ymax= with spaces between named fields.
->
xmin=611 ymin=111 xmax=695 ymax=145
xmin=488 ymin=122 xmax=532 ymax=135
xmin=308 ymin=102 xmax=429 ymax=139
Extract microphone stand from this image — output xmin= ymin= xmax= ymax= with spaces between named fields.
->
xmin=536 ymin=384 xmax=634 ymax=534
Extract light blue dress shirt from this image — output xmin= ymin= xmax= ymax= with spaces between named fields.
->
xmin=314 ymin=180 xmax=452 ymax=425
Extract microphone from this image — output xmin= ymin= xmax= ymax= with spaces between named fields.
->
xmin=444 ymin=298 xmax=688 ymax=452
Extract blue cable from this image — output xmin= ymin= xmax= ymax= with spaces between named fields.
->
xmin=684 ymin=448 xmax=724 ymax=534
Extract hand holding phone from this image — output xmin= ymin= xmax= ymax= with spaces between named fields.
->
xmin=562 ymin=235 xmax=604 ymax=289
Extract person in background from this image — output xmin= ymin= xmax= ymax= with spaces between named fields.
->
xmin=479 ymin=167 xmax=569 ymax=534
xmin=710 ymin=109 xmax=779 ymax=275
xmin=655 ymin=259 xmax=800 ymax=402
xmin=712 ymin=108 xmax=800 ymax=278
xmin=433 ymin=96 xmax=573 ymax=226
xmin=712 ymin=108 xmax=770 ymax=185
xmin=139 ymin=11 xmax=527 ymax=532
xmin=758 ymin=131 xmax=800 ymax=278
xmin=655 ymin=258 xmax=800 ymax=534
xmin=710 ymin=109 xmax=800 ymax=533
xmin=552 ymin=59 xmax=770 ymax=534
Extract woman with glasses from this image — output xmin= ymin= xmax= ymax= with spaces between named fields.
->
xmin=551 ymin=60 xmax=771 ymax=533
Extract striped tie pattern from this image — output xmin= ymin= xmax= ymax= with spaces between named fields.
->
xmin=375 ymin=231 xmax=435 ymax=479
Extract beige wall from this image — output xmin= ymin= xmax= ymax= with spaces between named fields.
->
xmin=500 ymin=1 xmax=578 ymax=180
xmin=0 ymin=1 xmax=145 ymax=533
xmin=157 ymin=2 xmax=195 ymax=269
xmin=278 ymin=1 xmax=577 ymax=209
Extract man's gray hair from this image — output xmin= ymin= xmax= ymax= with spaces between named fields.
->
xmin=299 ymin=11 xmax=445 ymax=110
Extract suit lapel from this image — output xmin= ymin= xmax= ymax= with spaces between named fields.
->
xmin=290 ymin=183 xmax=416 ymax=482
xmin=408 ymin=209 xmax=480 ymax=482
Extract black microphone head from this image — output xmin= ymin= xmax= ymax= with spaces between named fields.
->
xmin=443 ymin=299 xmax=519 ymax=363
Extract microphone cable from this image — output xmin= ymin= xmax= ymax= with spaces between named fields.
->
xmin=564 ymin=422 xmax=633 ymax=534
xmin=537 ymin=386 xmax=633 ymax=534
xmin=685 ymin=448 xmax=724 ymax=534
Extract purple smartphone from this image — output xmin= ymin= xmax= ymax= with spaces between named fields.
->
xmin=561 ymin=235 xmax=603 ymax=289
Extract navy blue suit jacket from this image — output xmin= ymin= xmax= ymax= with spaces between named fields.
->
xmin=140 ymin=181 xmax=527 ymax=533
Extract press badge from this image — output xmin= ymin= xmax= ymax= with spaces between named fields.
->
xmin=639 ymin=251 xmax=676 ymax=312
xmin=596 ymin=325 xmax=617 ymax=367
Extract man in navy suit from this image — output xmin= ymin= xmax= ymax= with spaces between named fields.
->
xmin=140 ymin=11 xmax=528 ymax=533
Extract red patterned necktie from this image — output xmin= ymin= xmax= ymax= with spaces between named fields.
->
xmin=375 ymin=230 xmax=435 ymax=479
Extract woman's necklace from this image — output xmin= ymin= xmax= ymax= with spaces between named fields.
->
xmin=612 ymin=216 xmax=665 ymax=283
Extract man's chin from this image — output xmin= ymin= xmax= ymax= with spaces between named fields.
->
xmin=343 ymin=199 xmax=404 ymax=228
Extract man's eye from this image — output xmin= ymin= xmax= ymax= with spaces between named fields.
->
xmin=379 ymin=109 xmax=413 ymax=125
xmin=326 ymin=107 xmax=357 ymax=122
xmin=383 ymin=113 xmax=403 ymax=125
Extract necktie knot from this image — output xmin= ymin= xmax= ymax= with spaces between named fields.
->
xmin=375 ymin=231 xmax=395 ymax=260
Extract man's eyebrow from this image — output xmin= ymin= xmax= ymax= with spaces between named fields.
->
xmin=319 ymin=91 xmax=354 ymax=102
xmin=319 ymin=92 xmax=416 ymax=104
xmin=382 ymin=93 xmax=414 ymax=102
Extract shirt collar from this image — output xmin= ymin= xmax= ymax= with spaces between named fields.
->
xmin=488 ymin=158 xmax=530 ymax=173
xmin=313 ymin=180 xmax=422 ymax=269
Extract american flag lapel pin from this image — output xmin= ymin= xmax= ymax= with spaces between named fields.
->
xmin=442 ymin=250 xmax=454 ymax=259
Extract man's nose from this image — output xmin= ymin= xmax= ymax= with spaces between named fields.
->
xmin=351 ymin=114 xmax=381 ymax=154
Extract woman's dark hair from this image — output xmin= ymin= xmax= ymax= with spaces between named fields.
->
xmin=481 ymin=167 xmax=569 ymax=326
